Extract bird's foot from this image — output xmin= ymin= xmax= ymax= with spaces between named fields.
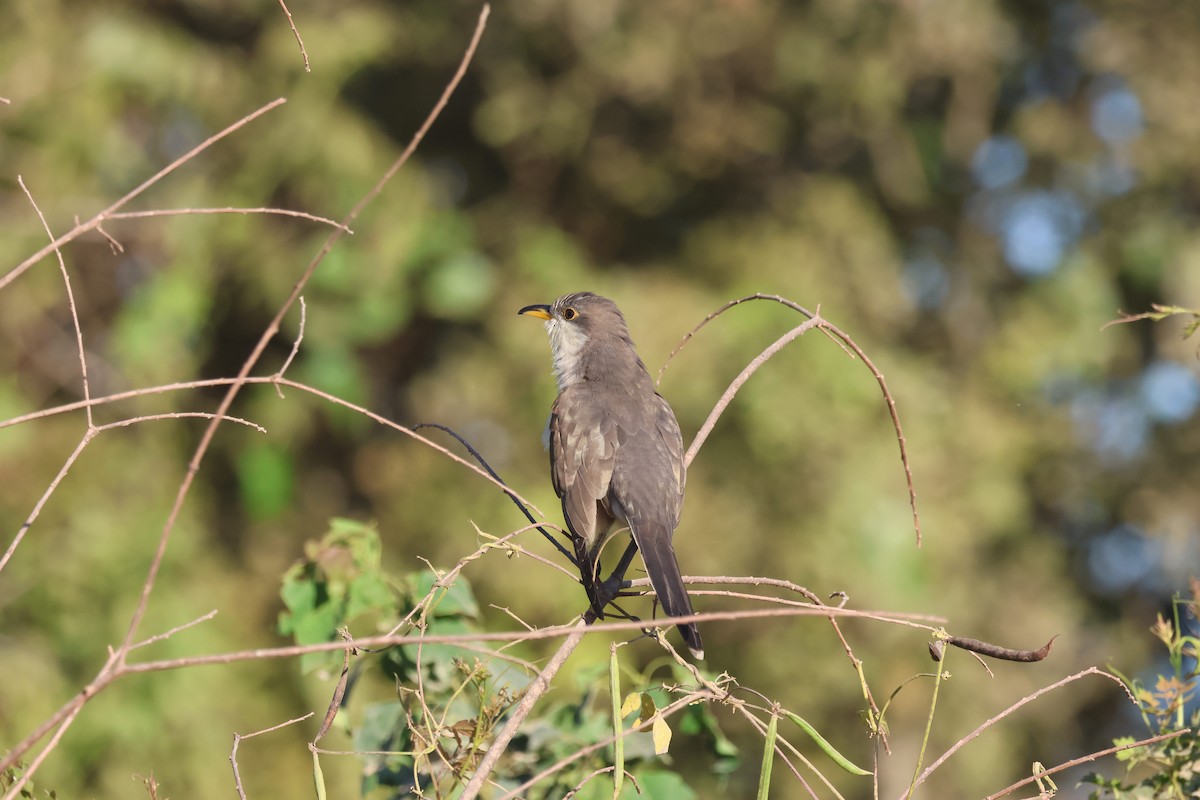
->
xmin=594 ymin=575 xmax=633 ymax=611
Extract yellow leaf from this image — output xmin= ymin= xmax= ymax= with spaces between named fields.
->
xmin=652 ymin=716 xmax=672 ymax=755
xmin=620 ymin=692 xmax=642 ymax=719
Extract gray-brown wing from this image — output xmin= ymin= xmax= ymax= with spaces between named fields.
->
xmin=652 ymin=391 xmax=686 ymax=527
xmin=549 ymin=387 xmax=618 ymax=546
xmin=607 ymin=391 xmax=686 ymax=532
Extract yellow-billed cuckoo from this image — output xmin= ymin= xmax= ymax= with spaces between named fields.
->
xmin=519 ymin=292 xmax=703 ymax=659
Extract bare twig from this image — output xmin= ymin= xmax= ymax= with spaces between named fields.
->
xmin=0 ymin=7 xmax=491 ymax=791
xmin=2 ymin=648 xmax=120 ymax=796
xmin=413 ymin=422 xmax=576 ymax=564
xmin=94 ymin=223 xmax=124 ymax=253
xmin=903 ymin=667 xmax=1129 ymax=797
xmin=9 ymin=595 xmax=927 ymax=777
xmin=685 ymin=313 xmax=822 ymax=468
xmin=0 ymin=375 xmax=547 ymax=519
xmin=275 ymin=0 xmax=311 ymax=72
xmin=116 ymin=2 xmax=491 ymax=663
xmin=983 ymin=728 xmax=1191 ymax=800
xmin=496 ymin=688 xmax=720 ymax=800
xmin=231 ymin=713 xmax=315 ymax=800
xmin=459 ymin=620 xmax=588 ymax=799
xmin=274 ymin=296 xmax=306 ymax=395
xmin=17 ymin=176 xmax=93 ymax=428
xmin=128 ymin=609 xmax=219 ymax=652
xmin=2 ymin=412 xmax=263 ymax=575
xmin=564 ymin=766 xmax=640 ymax=799
xmin=1101 ymin=303 xmax=1200 ymax=332
xmin=100 ymin=412 xmax=266 ymax=433
xmin=3 ymin=98 xmax=289 ymax=292
xmin=663 ymin=293 xmax=921 ymax=544
xmin=0 ymin=377 xmax=250 ymax=429
xmin=108 ymin=207 xmax=347 ymax=229
xmin=111 ymin=604 xmax=945 ymax=677
xmin=1 ymin=430 xmax=93 ymax=574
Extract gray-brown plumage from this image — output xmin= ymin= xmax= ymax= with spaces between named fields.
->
xmin=519 ymin=292 xmax=703 ymax=659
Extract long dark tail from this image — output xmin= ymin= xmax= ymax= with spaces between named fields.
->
xmin=631 ymin=523 xmax=704 ymax=660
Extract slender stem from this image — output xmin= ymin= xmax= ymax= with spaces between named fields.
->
xmin=459 ymin=621 xmax=587 ymax=799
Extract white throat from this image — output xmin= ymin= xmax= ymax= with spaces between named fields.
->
xmin=546 ymin=318 xmax=590 ymax=390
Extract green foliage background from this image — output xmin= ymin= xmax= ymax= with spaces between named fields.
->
xmin=2 ymin=0 xmax=1199 ymax=797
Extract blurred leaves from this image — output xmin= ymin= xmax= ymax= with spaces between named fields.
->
xmin=4 ymin=0 xmax=1200 ymax=797
xmin=279 ymin=521 xmax=726 ymax=798
xmin=279 ymin=519 xmax=398 ymax=672
xmin=1083 ymin=584 xmax=1200 ymax=798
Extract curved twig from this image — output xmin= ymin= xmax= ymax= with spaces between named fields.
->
xmin=662 ymin=293 xmax=921 ymax=544
xmin=413 ymin=422 xmax=576 ymax=565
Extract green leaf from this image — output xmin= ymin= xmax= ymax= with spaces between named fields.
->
xmin=280 ymin=569 xmax=318 ymax=616
xmin=354 ymin=702 xmax=406 ymax=753
xmin=346 ymin=572 xmax=396 ymax=619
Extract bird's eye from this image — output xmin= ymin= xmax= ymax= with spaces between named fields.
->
xmin=562 ymin=307 xmax=578 ymax=321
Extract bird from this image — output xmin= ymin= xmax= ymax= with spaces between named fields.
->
xmin=519 ymin=291 xmax=703 ymax=659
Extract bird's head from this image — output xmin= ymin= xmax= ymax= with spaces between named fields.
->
xmin=518 ymin=292 xmax=633 ymax=389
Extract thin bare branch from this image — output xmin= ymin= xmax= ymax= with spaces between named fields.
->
xmin=3 ymin=98 xmax=288 ymax=292
xmin=99 ymin=412 xmax=267 ymax=434
xmin=496 ymin=689 xmax=719 ymax=800
xmin=108 ymin=207 xmax=347 ymax=230
xmin=18 ymin=176 xmax=94 ymax=428
xmin=110 ymin=603 xmax=938 ymax=676
xmin=459 ymin=620 xmax=587 ymax=799
xmin=273 ymin=378 xmax=546 ymax=521
xmin=275 ymin=0 xmax=311 ymax=72
xmin=414 ymin=421 xmax=575 ymax=564
xmin=1 ymin=431 xmax=95 ymax=574
xmin=0 ymin=377 xmax=245 ymax=429
xmin=685 ymin=314 xmax=822 ymax=467
xmin=95 ymin=222 xmax=124 ymax=253
xmin=0 ymin=376 xmax=545 ymax=518
xmin=903 ymin=667 xmax=1129 ymax=797
xmin=129 ymin=610 xmax=219 ymax=652
xmin=563 ymin=766 xmax=640 ymax=799
xmin=274 ymin=296 xmax=306 ymax=393
xmin=1 ymin=7 xmax=491 ymax=790
xmin=231 ymin=713 xmax=315 ymax=800
xmin=116 ymin=4 xmax=491 ymax=661
xmin=983 ymin=729 xmax=1191 ymax=800
xmin=664 ymin=293 xmax=921 ymax=544
xmin=2 ymin=412 xmax=263 ymax=576
xmin=0 ymin=649 xmax=122 ymax=798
